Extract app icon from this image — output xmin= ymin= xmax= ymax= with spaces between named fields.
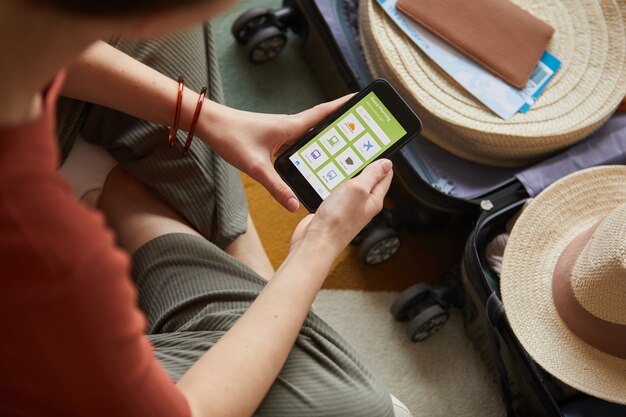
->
xmin=338 ymin=114 xmax=365 ymax=141
xmin=311 ymin=149 xmax=322 ymax=160
xmin=295 ymin=160 xmax=301 ymax=167
xmin=316 ymin=162 xmax=345 ymax=190
xmin=320 ymin=128 xmax=346 ymax=155
xmin=336 ymin=148 xmax=364 ymax=176
xmin=354 ymin=133 xmax=381 ymax=161
xmin=302 ymin=142 xmax=328 ymax=169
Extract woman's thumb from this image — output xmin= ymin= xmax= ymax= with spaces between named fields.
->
xmin=294 ymin=94 xmax=354 ymax=129
xmin=356 ymin=159 xmax=393 ymax=190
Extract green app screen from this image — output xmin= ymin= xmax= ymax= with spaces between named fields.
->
xmin=289 ymin=91 xmax=406 ymax=199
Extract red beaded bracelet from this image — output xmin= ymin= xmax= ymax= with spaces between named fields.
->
xmin=183 ymin=86 xmax=207 ymax=156
xmin=167 ymin=76 xmax=184 ymax=148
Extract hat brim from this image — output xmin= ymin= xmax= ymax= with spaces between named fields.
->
xmin=501 ymin=166 xmax=626 ymax=404
xmin=360 ymin=0 xmax=626 ymax=167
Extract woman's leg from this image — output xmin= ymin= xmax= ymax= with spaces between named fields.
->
xmin=225 ymin=214 xmax=275 ymax=280
xmin=98 ymin=165 xmax=202 ymax=254
xmin=100 ymin=166 xmax=273 ymax=279
xmin=98 ymin=167 xmax=394 ymax=417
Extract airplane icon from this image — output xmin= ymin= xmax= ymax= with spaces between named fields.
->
xmin=363 ymin=140 xmax=374 ymax=152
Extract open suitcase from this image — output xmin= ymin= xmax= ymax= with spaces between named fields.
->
xmin=231 ymin=1 xmax=626 ymax=415
xmin=232 ymin=0 xmax=523 ymax=264
xmin=456 ymin=115 xmax=626 ymax=417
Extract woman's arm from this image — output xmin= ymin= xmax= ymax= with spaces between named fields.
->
xmin=62 ymin=40 xmax=350 ymax=211
xmin=177 ymin=237 xmax=334 ymax=417
xmin=62 ymin=41 xmax=204 ymax=135
xmin=176 ymin=159 xmax=394 ymax=417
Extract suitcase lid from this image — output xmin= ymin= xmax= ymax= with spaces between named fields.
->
xmin=395 ymin=113 xmax=626 ymax=211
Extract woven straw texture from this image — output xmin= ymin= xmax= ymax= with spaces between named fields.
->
xmin=501 ymin=166 xmax=626 ymax=404
xmin=571 ymin=204 xmax=626 ymax=324
xmin=359 ymin=0 xmax=626 ymax=167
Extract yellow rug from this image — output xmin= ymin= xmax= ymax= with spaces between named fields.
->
xmin=242 ymin=174 xmax=464 ymax=291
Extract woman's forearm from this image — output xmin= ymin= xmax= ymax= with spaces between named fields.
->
xmin=62 ymin=40 xmax=221 ymax=138
xmin=176 ymin=237 xmax=338 ymax=417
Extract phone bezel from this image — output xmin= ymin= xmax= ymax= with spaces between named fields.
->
xmin=274 ymin=79 xmax=422 ymax=212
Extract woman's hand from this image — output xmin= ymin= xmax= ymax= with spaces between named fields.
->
xmin=196 ymin=96 xmax=352 ymax=212
xmin=61 ymin=41 xmax=351 ymax=213
xmin=289 ymin=159 xmax=393 ymax=257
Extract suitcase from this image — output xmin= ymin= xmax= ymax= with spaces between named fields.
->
xmin=232 ymin=0 xmax=531 ymax=265
xmin=231 ymin=0 xmax=370 ymax=97
xmin=459 ymin=116 xmax=626 ymax=417
xmin=232 ymin=2 xmax=626 ymax=415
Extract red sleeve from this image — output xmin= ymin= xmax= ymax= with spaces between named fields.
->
xmin=0 ymin=77 xmax=191 ymax=417
xmin=0 ymin=176 xmax=191 ymax=417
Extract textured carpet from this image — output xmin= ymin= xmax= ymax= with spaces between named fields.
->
xmin=314 ymin=290 xmax=504 ymax=416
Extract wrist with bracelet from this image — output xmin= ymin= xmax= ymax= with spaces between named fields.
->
xmin=167 ymin=76 xmax=207 ymax=156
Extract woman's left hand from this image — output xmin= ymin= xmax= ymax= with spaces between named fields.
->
xmin=196 ymin=95 xmax=351 ymax=212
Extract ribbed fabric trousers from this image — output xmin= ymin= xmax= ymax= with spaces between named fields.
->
xmin=135 ymin=233 xmax=393 ymax=416
xmin=55 ymin=24 xmax=394 ymax=416
xmin=57 ymin=24 xmax=247 ymax=249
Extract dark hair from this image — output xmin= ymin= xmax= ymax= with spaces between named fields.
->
xmin=32 ymin=0 xmax=209 ymax=15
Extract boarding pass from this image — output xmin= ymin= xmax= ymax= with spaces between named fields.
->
xmin=377 ymin=0 xmax=561 ymax=120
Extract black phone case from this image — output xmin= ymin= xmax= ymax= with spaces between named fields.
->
xmin=274 ymin=79 xmax=421 ymax=212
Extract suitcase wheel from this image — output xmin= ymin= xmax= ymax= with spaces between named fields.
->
xmin=390 ymin=283 xmax=432 ymax=321
xmin=358 ymin=226 xmax=401 ymax=266
xmin=231 ymin=6 xmax=273 ymax=44
xmin=406 ymin=304 xmax=449 ymax=342
xmin=246 ymin=26 xmax=288 ymax=63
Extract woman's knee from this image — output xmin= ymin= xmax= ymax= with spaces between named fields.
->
xmin=99 ymin=166 xmax=201 ymax=253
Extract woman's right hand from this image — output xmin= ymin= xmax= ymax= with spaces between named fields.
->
xmin=289 ymin=159 xmax=393 ymax=257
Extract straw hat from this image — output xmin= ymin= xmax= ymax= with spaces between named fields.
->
xmin=359 ymin=0 xmax=626 ymax=167
xmin=501 ymin=166 xmax=626 ymax=403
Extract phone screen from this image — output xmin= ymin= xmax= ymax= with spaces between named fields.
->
xmin=288 ymin=91 xmax=407 ymax=199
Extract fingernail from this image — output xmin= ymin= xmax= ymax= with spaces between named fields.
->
xmin=287 ymin=197 xmax=299 ymax=212
xmin=379 ymin=159 xmax=392 ymax=172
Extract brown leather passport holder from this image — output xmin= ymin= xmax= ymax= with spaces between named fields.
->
xmin=396 ymin=0 xmax=554 ymax=89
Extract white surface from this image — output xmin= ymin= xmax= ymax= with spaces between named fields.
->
xmin=314 ymin=290 xmax=504 ymax=417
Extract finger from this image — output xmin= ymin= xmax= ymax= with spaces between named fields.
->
xmin=257 ymin=166 xmax=300 ymax=212
xmin=370 ymin=167 xmax=393 ymax=202
xmin=293 ymin=94 xmax=355 ymax=131
xmin=353 ymin=159 xmax=393 ymax=192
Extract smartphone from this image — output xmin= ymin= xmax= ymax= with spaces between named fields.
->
xmin=274 ymin=79 xmax=422 ymax=212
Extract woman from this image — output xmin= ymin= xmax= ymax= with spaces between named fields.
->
xmin=0 ymin=0 xmax=398 ymax=416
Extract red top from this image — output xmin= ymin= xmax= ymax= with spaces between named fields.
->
xmin=0 ymin=74 xmax=191 ymax=417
